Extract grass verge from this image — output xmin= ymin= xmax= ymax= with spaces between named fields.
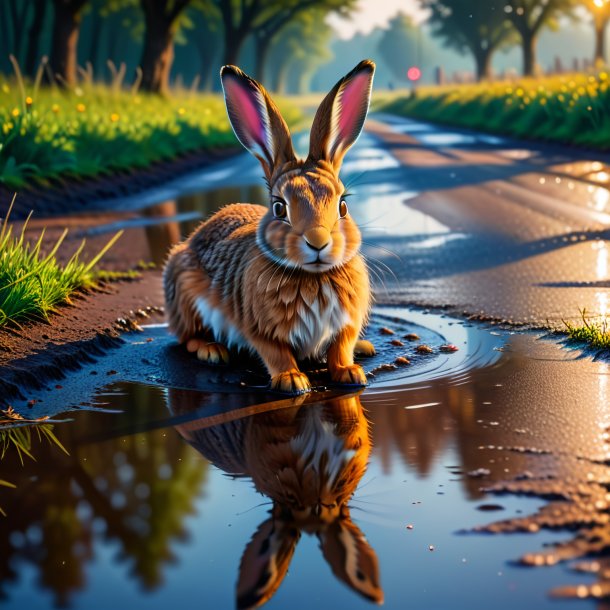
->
xmin=0 ymin=196 xmax=122 ymax=327
xmin=0 ymin=59 xmax=302 ymax=189
xmin=377 ymin=70 xmax=610 ymax=150
xmin=563 ymin=310 xmax=610 ymax=351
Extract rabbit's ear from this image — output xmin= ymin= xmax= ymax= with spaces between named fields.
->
xmin=309 ymin=59 xmax=375 ymax=169
xmin=237 ymin=515 xmax=300 ymax=610
xmin=221 ymin=65 xmax=296 ymax=179
xmin=318 ymin=515 xmax=383 ymax=604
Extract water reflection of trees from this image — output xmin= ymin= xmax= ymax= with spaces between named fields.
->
xmin=0 ymin=384 xmax=207 ymax=607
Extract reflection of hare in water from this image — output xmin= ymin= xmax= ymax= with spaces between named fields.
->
xmin=170 ymin=390 xmax=383 ymax=609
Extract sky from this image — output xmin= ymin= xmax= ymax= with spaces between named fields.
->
xmin=326 ymin=0 xmax=428 ymax=39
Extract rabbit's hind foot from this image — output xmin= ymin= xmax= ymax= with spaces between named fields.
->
xmin=270 ymin=369 xmax=311 ymax=396
xmin=186 ymin=339 xmax=229 ymax=365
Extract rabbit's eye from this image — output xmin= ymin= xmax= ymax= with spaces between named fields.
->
xmin=339 ymin=200 xmax=348 ymax=218
xmin=272 ymin=200 xmax=287 ymax=219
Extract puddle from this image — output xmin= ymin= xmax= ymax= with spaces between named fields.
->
xmin=1 ymin=306 xmax=607 ymax=610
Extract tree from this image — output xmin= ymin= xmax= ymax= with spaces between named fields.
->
xmin=138 ymin=0 xmax=193 ymax=94
xmin=249 ymin=0 xmax=354 ymax=82
xmin=504 ymin=0 xmax=576 ymax=76
xmin=267 ymin=9 xmax=333 ymax=93
xmin=49 ymin=0 xmax=88 ymax=86
xmin=421 ymin=0 xmax=514 ymax=81
xmin=377 ymin=12 xmax=423 ymax=82
xmin=585 ymin=0 xmax=610 ymax=65
xmin=214 ymin=0 xmax=354 ymax=76
xmin=24 ymin=0 xmax=50 ymax=77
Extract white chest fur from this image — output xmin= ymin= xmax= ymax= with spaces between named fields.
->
xmin=288 ymin=282 xmax=351 ymax=359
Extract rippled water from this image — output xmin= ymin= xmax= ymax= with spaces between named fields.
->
xmin=1 ymin=308 xmax=604 ymax=610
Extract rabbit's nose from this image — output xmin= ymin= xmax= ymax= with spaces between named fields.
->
xmin=304 ymin=227 xmax=331 ymax=251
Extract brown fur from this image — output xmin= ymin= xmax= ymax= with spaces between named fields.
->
xmin=163 ymin=61 xmax=376 ymax=394
xmin=170 ymin=391 xmax=383 ymax=608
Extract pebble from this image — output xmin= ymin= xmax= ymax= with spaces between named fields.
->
xmin=391 ymin=339 xmax=404 ymax=346
xmin=380 ymin=327 xmax=395 ymax=335
xmin=404 ymin=333 xmax=420 ymax=341
xmin=416 ymin=345 xmax=434 ymax=354
xmin=395 ymin=356 xmax=411 ymax=366
xmin=440 ymin=344 xmax=459 ymax=353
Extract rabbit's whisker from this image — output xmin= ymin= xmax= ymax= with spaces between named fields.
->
xmin=361 ymin=241 xmax=402 ymax=262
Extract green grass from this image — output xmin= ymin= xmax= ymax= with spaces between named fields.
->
xmin=377 ymin=70 xmax=610 ymax=150
xmin=0 ymin=196 xmax=121 ymax=326
xmin=0 ymin=60 xmax=302 ymax=189
xmin=563 ymin=310 xmax=610 ymax=350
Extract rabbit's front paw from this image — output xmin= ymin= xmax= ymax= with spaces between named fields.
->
xmin=270 ymin=369 xmax=311 ymax=395
xmin=186 ymin=339 xmax=229 ymax=365
xmin=331 ymin=364 xmax=368 ymax=386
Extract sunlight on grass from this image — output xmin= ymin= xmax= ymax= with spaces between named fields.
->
xmin=0 ymin=195 xmax=122 ymax=327
xmin=0 ymin=59 xmax=303 ymax=189
xmin=0 ymin=408 xmax=68 ymax=516
xmin=379 ymin=70 xmax=610 ymax=150
xmin=563 ymin=310 xmax=610 ymax=350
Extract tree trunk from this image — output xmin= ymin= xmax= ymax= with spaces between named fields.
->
xmin=221 ymin=33 xmax=246 ymax=67
xmin=275 ymin=57 xmax=291 ymax=93
xmin=139 ymin=12 xmax=174 ymax=94
xmin=24 ymin=0 xmax=48 ymax=77
xmin=474 ymin=49 xmax=492 ymax=82
xmin=253 ymin=35 xmax=272 ymax=82
xmin=522 ymin=32 xmax=537 ymax=77
xmin=49 ymin=1 xmax=83 ymax=87
xmin=595 ymin=22 xmax=607 ymax=66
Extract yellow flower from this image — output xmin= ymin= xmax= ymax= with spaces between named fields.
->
xmin=25 ymin=96 xmax=33 ymax=106
xmin=177 ymin=107 xmax=186 ymax=115
xmin=76 ymin=103 xmax=86 ymax=113
xmin=540 ymin=98 xmax=547 ymax=105
xmin=558 ymin=94 xmax=565 ymax=102
xmin=110 ymin=112 xmax=120 ymax=122
xmin=600 ymin=72 xmax=608 ymax=81
xmin=52 ymin=104 xmax=60 ymax=113
xmin=516 ymin=88 xmax=524 ymax=97
xmin=1 ymin=84 xmax=9 ymax=94
xmin=11 ymin=108 xmax=19 ymax=117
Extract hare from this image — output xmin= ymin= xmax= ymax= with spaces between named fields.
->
xmin=163 ymin=60 xmax=376 ymax=395
xmin=170 ymin=389 xmax=383 ymax=609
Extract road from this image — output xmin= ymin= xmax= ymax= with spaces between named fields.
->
xmin=359 ymin=114 xmax=610 ymax=327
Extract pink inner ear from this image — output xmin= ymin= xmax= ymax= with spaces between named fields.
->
xmin=224 ymin=77 xmax=265 ymax=147
xmin=338 ymin=72 xmax=371 ymax=141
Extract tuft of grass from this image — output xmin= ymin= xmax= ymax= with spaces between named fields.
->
xmin=0 ymin=59 xmax=303 ymax=189
xmin=378 ymin=70 xmax=610 ymax=150
xmin=563 ymin=310 xmax=610 ymax=350
xmin=0 ymin=195 xmax=122 ymax=327
xmin=0 ymin=407 xmax=68 ymax=516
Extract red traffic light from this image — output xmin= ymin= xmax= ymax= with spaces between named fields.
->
xmin=407 ymin=66 xmax=422 ymax=82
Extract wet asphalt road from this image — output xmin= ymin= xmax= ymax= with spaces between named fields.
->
xmin=362 ymin=115 xmax=610 ymax=327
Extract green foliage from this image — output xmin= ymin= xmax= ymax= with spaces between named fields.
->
xmin=564 ymin=310 xmax=610 ymax=351
xmin=0 ymin=198 xmax=122 ymax=326
xmin=379 ymin=70 xmax=610 ymax=150
xmin=0 ymin=72 xmax=239 ymax=188
xmin=420 ymin=0 xmax=515 ymax=57
xmin=377 ymin=13 xmax=425 ymax=81
xmin=0 ymin=64 xmax=302 ymax=188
